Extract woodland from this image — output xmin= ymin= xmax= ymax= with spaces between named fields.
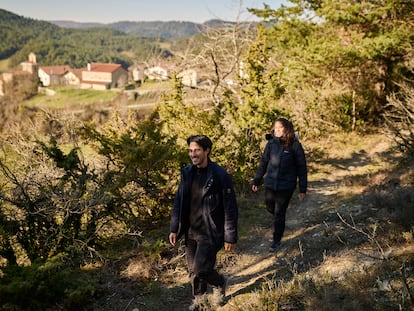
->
xmin=0 ymin=0 xmax=413 ymax=310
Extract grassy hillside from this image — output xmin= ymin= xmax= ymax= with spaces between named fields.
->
xmin=23 ymin=87 xmax=119 ymax=109
xmin=0 ymin=59 xmax=9 ymax=71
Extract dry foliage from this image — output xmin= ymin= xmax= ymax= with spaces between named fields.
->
xmin=384 ymin=82 xmax=414 ymax=155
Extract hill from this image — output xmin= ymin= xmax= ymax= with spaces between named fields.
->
xmin=51 ymin=20 xmax=205 ymax=39
xmin=50 ymin=19 xmax=240 ymax=40
xmin=0 ymin=9 xmax=59 ymax=60
xmin=0 ymin=9 xmax=170 ymax=68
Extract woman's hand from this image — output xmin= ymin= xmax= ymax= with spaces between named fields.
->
xmin=251 ymin=185 xmax=259 ymax=192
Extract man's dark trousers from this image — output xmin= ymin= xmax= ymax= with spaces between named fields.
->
xmin=186 ymin=237 xmax=225 ymax=296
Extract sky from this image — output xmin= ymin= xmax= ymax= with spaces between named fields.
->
xmin=0 ymin=0 xmax=289 ymax=24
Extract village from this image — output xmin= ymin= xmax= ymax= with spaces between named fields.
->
xmin=0 ymin=52 xmax=199 ymax=99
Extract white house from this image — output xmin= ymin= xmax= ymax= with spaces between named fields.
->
xmin=38 ymin=65 xmax=71 ymax=86
xmin=80 ymin=62 xmax=128 ymax=90
xmin=177 ymin=69 xmax=198 ymax=87
xmin=144 ymin=65 xmax=169 ymax=81
xmin=63 ymin=68 xmax=83 ymax=86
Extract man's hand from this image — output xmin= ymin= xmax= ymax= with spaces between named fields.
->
xmin=224 ymin=242 xmax=236 ymax=252
xmin=169 ymin=232 xmax=177 ymax=246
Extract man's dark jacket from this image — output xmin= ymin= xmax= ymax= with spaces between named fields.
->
xmin=253 ymin=135 xmax=307 ymax=193
xmin=170 ymin=160 xmax=238 ymax=250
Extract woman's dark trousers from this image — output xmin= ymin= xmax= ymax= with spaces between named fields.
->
xmin=265 ymin=188 xmax=294 ymax=243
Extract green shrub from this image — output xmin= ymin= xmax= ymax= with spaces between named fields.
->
xmin=0 ymin=253 xmax=97 ymax=310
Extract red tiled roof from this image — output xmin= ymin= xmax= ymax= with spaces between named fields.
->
xmin=39 ymin=65 xmax=71 ymax=76
xmin=88 ymin=63 xmax=122 ymax=73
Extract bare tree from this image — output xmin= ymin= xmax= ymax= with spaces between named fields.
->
xmin=174 ymin=2 xmax=256 ymax=104
xmin=384 ymin=82 xmax=414 ymax=154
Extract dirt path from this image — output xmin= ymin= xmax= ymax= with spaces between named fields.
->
xmin=213 ymin=136 xmax=394 ymax=310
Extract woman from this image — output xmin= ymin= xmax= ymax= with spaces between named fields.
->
xmin=252 ymin=117 xmax=307 ymax=252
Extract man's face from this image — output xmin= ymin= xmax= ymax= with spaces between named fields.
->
xmin=189 ymin=142 xmax=209 ymax=168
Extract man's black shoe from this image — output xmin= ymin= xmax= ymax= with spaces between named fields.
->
xmin=269 ymin=241 xmax=281 ymax=252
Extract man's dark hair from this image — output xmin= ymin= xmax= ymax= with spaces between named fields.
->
xmin=187 ymin=135 xmax=213 ymax=152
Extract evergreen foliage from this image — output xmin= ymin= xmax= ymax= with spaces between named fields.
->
xmin=79 ymin=111 xmax=187 ymax=220
xmin=0 ymin=254 xmax=97 ymax=309
xmin=247 ymin=0 xmax=414 ymax=132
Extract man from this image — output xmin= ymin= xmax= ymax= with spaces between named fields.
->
xmin=169 ymin=135 xmax=238 ymax=311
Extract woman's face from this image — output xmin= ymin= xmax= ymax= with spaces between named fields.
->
xmin=273 ymin=121 xmax=285 ymax=138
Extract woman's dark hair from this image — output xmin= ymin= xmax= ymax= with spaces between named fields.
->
xmin=273 ymin=117 xmax=295 ymax=147
xmin=187 ymin=135 xmax=213 ymax=154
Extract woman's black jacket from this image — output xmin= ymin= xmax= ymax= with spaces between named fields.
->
xmin=169 ymin=160 xmax=238 ymax=250
xmin=253 ymin=135 xmax=307 ymax=193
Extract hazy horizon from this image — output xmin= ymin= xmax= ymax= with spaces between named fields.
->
xmin=1 ymin=0 xmax=289 ymax=24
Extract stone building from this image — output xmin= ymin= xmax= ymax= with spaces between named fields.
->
xmin=0 ymin=53 xmax=38 ymax=99
xmin=80 ymin=62 xmax=128 ymax=90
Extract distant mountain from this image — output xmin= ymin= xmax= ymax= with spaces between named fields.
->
xmin=109 ymin=21 xmax=205 ymax=39
xmin=48 ymin=20 xmax=104 ymax=29
xmin=50 ymin=19 xmax=238 ymax=39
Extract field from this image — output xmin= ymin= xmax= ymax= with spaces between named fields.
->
xmin=0 ymin=59 xmax=9 ymax=72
